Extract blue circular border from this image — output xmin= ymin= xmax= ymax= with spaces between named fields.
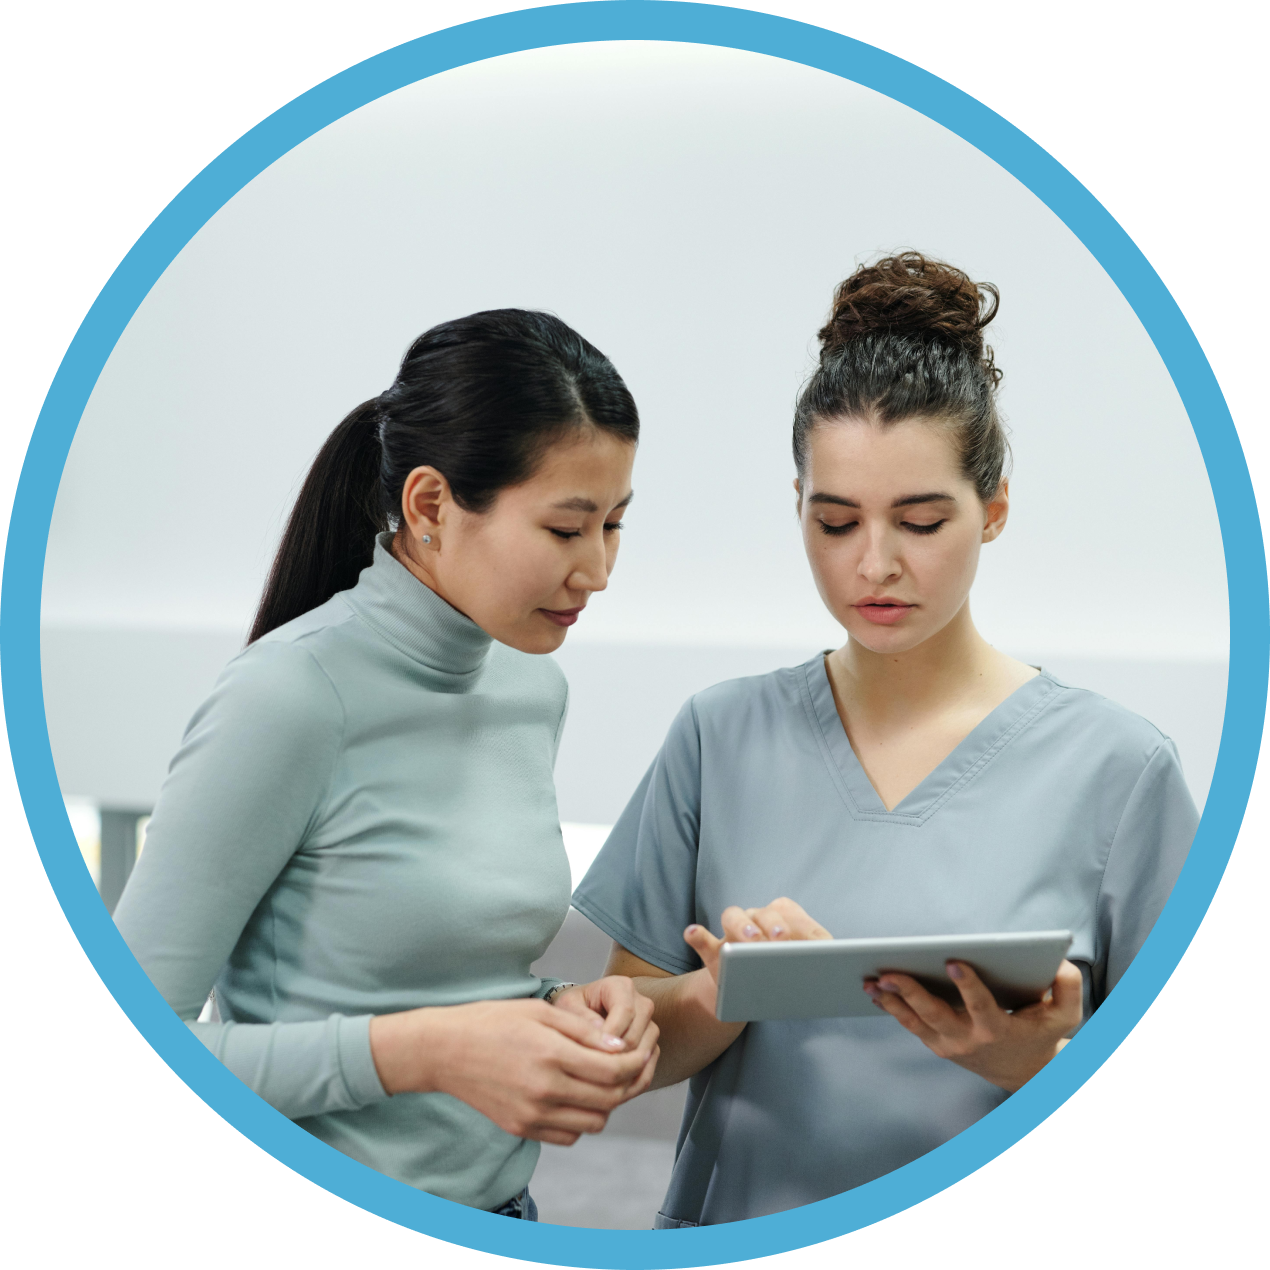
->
xmin=3 ymin=3 xmax=1263 ymax=1265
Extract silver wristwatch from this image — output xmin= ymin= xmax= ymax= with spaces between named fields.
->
xmin=543 ymin=982 xmax=577 ymax=1005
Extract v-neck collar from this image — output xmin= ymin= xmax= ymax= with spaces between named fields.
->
xmin=798 ymin=653 xmax=1062 ymax=825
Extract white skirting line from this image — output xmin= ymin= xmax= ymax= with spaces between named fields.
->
xmin=560 ymin=822 xmax=614 ymax=891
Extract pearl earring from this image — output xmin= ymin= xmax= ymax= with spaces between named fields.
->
xmin=421 ymin=535 xmax=432 ymax=544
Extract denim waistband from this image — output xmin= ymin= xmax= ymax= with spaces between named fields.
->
xmin=489 ymin=1187 xmax=538 ymax=1221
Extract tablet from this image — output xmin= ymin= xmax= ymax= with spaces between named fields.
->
xmin=714 ymin=930 xmax=1074 ymax=1022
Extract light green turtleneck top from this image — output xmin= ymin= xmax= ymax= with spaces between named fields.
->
xmin=114 ymin=535 xmax=572 ymax=1210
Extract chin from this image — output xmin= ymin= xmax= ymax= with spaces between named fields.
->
xmin=844 ymin=618 xmax=929 ymax=656
xmin=537 ymin=628 xmax=569 ymax=654
xmin=500 ymin=623 xmax=568 ymax=656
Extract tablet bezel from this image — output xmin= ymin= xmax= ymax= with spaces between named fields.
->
xmin=714 ymin=929 xmax=1075 ymax=1022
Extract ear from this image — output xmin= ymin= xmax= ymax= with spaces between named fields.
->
xmin=793 ymin=476 xmax=803 ymax=516
xmin=981 ymin=479 xmax=1010 ymax=543
xmin=400 ymin=466 xmax=453 ymax=546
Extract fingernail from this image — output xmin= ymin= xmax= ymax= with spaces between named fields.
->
xmin=947 ymin=962 xmax=964 ymax=980
xmin=685 ymin=924 xmax=700 ymax=935
xmin=600 ymin=1035 xmax=625 ymax=1050
xmin=771 ymin=925 xmax=786 ymax=938
xmin=878 ymin=980 xmax=900 ymax=993
xmin=863 ymin=982 xmax=880 ymax=998
xmin=741 ymin=924 xmax=760 ymax=939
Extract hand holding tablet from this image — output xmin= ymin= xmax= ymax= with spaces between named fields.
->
xmin=862 ymin=950 xmax=1085 ymax=1091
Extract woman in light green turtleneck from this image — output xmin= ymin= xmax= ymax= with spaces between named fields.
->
xmin=113 ymin=310 xmax=658 ymax=1218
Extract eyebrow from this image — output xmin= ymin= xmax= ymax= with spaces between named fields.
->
xmin=807 ymin=492 xmax=956 ymax=509
xmin=551 ymin=492 xmax=635 ymax=513
xmin=891 ymin=492 xmax=956 ymax=509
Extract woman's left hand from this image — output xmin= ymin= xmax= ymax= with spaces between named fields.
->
xmin=552 ymin=976 xmax=658 ymax=1053
xmin=865 ymin=959 xmax=1084 ymax=1092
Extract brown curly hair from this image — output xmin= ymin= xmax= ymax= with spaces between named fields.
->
xmin=794 ymin=252 xmax=1009 ymax=502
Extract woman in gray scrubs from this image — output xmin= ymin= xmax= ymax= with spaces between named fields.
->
xmin=572 ymin=255 xmax=1198 ymax=1225
xmin=114 ymin=311 xmax=660 ymax=1217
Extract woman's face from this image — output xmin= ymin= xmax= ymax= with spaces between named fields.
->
xmin=797 ymin=416 xmax=1008 ymax=655
xmin=399 ymin=429 xmax=636 ymax=654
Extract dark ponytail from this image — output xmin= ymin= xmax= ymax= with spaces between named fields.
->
xmin=793 ymin=252 xmax=1009 ymax=502
xmin=249 ymin=309 xmax=639 ymax=643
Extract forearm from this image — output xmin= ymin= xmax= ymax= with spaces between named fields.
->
xmin=192 ymin=1014 xmax=388 ymax=1119
xmin=632 ymin=969 xmax=744 ymax=1089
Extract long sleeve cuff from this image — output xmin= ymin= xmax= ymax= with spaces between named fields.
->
xmin=190 ymin=1013 xmax=389 ymax=1120
xmin=336 ymin=1013 xmax=390 ymax=1108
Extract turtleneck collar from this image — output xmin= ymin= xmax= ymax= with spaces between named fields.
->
xmin=343 ymin=533 xmax=493 ymax=678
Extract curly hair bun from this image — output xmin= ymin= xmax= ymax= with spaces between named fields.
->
xmin=818 ymin=252 xmax=1001 ymax=385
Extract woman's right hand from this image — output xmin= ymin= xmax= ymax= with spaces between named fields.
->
xmin=368 ymin=998 xmax=659 ymax=1145
xmin=684 ymin=896 xmax=833 ymax=984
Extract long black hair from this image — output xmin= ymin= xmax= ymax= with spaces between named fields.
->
xmin=794 ymin=252 xmax=1008 ymax=502
xmin=249 ymin=309 xmax=639 ymax=643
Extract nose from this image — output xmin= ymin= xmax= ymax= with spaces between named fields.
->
xmin=858 ymin=524 xmax=901 ymax=585
xmin=566 ymin=532 xmax=610 ymax=595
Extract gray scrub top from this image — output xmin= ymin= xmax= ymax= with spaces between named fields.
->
xmin=572 ymin=656 xmax=1198 ymax=1225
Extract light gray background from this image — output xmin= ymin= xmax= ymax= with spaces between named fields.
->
xmin=37 ymin=39 xmax=1229 ymax=1229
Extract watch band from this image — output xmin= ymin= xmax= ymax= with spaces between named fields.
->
xmin=543 ymin=982 xmax=577 ymax=1005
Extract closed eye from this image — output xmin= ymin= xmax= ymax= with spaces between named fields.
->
xmin=820 ymin=519 xmax=946 ymax=536
xmin=551 ymin=521 xmax=624 ymax=541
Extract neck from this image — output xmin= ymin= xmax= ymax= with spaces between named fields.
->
xmin=829 ymin=601 xmax=997 ymax=719
xmin=391 ymin=531 xmax=470 ymax=620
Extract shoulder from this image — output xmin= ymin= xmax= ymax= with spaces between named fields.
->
xmin=161 ymin=633 xmax=348 ymax=786
xmin=200 ymin=623 xmax=347 ymax=735
xmin=664 ymin=658 xmax=811 ymax=738
xmin=235 ymin=592 xmax=377 ymax=704
xmin=253 ymin=591 xmax=360 ymax=656
xmin=1035 ymin=670 xmax=1174 ymax=765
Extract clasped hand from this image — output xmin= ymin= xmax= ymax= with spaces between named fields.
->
xmin=369 ymin=976 xmax=658 ymax=1145
xmin=683 ymin=896 xmax=1079 ymax=1092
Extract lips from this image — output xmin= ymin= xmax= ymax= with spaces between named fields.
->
xmin=854 ymin=599 xmax=916 ymax=626
xmin=541 ymin=607 xmax=584 ymax=628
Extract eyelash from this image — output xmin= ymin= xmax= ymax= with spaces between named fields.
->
xmin=818 ymin=520 xmax=947 ymax=537
xmin=550 ymin=522 xmax=624 ymax=540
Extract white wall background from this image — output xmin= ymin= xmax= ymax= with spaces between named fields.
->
xmin=40 ymin=40 xmax=1228 ymax=813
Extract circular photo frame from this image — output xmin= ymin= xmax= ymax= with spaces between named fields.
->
xmin=3 ymin=4 xmax=1263 ymax=1266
